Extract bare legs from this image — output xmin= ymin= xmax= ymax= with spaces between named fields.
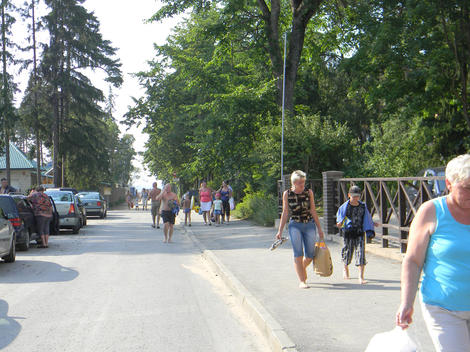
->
xmin=163 ymin=223 xmax=174 ymax=243
xmin=294 ymin=256 xmax=313 ymax=286
xmin=41 ymin=234 xmax=49 ymax=248
xmin=185 ymin=212 xmax=191 ymax=226
xmin=343 ymin=264 xmax=367 ymax=284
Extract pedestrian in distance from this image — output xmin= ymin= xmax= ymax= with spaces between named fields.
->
xmin=275 ymin=170 xmax=325 ymax=289
xmin=336 ymin=185 xmax=377 ymax=285
xmin=0 ymin=178 xmax=16 ymax=194
xmin=199 ymin=181 xmax=212 ymax=226
xmin=28 ymin=186 xmax=53 ymax=248
xmin=126 ymin=191 xmax=133 ymax=210
xmin=149 ymin=182 xmax=162 ymax=229
xmin=141 ymin=188 xmax=149 ymax=211
xmin=397 ymin=154 xmax=470 ymax=351
xmin=156 ymin=184 xmax=179 ymax=243
xmin=183 ymin=192 xmax=192 ymax=226
xmin=134 ymin=191 xmax=140 ymax=210
xmin=218 ymin=181 xmax=232 ymax=224
xmin=213 ymin=193 xmax=223 ymax=226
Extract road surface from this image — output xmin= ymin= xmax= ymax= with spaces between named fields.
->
xmin=0 ymin=209 xmax=269 ymax=352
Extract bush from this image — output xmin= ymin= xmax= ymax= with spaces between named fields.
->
xmin=233 ymin=190 xmax=278 ymax=227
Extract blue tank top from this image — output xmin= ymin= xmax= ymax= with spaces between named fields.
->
xmin=220 ymin=190 xmax=230 ymax=201
xmin=421 ymin=196 xmax=470 ymax=311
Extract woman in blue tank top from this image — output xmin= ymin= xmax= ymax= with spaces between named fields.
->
xmin=397 ymin=154 xmax=470 ymax=351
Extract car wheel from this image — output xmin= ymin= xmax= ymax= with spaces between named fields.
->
xmin=72 ymin=224 xmax=80 ymax=234
xmin=3 ymin=237 xmax=16 ymax=263
xmin=18 ymin=229 xmax=30 ymax=251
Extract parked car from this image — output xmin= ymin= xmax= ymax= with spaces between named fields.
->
xmin=10 ymin=195 xmax=60 ymax=248
xmin=0 ymin=194 xmax=30 ymax=251
xmin=0 ymin=207 xmax=15 ymax=263
xmin=45 ymin=190 xmax=82 ymax=234
xmin=77 ymin=192 xmax=107 ymax=218
xmin=75 ymin=196 xmax=87 ymax=226
xmin=407 ymin=167 xmax=446 ymax=201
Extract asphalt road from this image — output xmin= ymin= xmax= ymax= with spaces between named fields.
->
xmin=0 ymin=209 xmax=269 ymax=352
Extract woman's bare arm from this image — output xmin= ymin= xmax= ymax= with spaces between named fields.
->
xmin=397 ymin=200 xmax=436 ymax=328
xmin=309 ymin=189 xmax=324 ymax=239
xmin=275 ymin=191 xmax=289 ymax=239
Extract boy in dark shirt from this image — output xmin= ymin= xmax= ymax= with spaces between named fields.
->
xmin=336 ymin=186 xmax=376 ymax=284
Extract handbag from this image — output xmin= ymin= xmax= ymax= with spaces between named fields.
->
xmin=313 ymin=241 xmax=333 ymax=277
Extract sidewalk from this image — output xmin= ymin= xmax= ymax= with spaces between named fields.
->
xmin=178 ymin=214 xmax=433 ymax=352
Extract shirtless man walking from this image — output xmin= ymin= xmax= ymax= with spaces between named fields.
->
xmin=149 ymin=182 xmax=162 ymax=229
xmin=155 ymin=183 xmax=179 ymax=243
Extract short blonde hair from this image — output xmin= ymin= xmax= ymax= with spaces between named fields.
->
xmin=291 ymin=170 xmax=306 ymax=185
xmin=446 ymin=154 xmax=470 ymax=185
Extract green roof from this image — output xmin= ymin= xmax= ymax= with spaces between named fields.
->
xmin=0 ymin=142 xmax=41 ymax=170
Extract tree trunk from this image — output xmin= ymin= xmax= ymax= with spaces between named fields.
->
xmin=256 ymin=0 xmax=323 ymax=113
xmin=1 ymin=1 xmax=11 ymax=184
xmin=53 ymin=86 xmax=60 ymax=186
xmin=32 ymin=0 xmax=41 ymax=186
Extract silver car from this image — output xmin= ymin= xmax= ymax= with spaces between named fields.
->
xmin=45 ymin=191 xmax=81 ymax=234
xmin=0 ymin=207 xmax=16 ymax=263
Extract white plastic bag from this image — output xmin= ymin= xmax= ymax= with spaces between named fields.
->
xmin=229 ymin=197 xmax=235 ymax=210
xmin=365 ymin=327 xmax=418 ymax=352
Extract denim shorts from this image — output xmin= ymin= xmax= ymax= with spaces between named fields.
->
xmin=288 ymin=220 xmax=317 ymax=258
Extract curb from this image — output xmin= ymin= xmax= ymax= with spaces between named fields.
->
xmin=180 ymin=223 xmax=298 ymax=352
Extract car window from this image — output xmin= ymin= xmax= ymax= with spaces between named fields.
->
xmin=78 ymin=192 xmax=100 ymax=199
xmin=0 ymin=197 xmax=19 ymax=218
xmin=46 ymin=192 xmax=73 ymax=202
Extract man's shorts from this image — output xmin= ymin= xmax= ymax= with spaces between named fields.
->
xmin=161 ymin=210 xmax=176 ymax=224
xmin=183 ymin=208 xmax=191 ymax=214
xmin=151 ymin=202 xmax=161 ymax=217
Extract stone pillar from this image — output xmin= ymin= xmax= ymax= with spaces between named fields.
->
xmin=322 ymin=171 xmax=344 ymax=235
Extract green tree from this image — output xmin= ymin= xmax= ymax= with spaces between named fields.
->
xmin=41 ymin=0 xmax=122 ymax=186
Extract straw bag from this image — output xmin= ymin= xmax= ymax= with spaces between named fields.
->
xmin=313 ymin=241 xmax=333 ymax=277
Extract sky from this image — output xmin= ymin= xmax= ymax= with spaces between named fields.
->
xmin=83 ymin=0 xmax=183 ymax=189
xmin=13 ymin=0 xmax=183 ymax=190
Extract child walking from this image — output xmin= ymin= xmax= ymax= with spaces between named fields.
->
xmin=336 ymin=185 xmax=376 ymax=284
xmin=183 ymin=192 xmax=192 ymax=226
xmin=213 ymin=193 xmax=223 ymax=226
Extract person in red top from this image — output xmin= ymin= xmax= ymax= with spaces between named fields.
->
xmin=28 ymin=186 xmax=53 ymax=248
xmin=199 ymin=181 xmax=213 ymax=226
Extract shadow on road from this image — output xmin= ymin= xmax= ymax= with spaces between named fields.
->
xmin=0 ymin=300 xmax=22 ymax=350
xmin=0 ymin=260 xmax=79 ymax=284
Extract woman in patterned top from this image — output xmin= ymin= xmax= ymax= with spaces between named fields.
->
xmin=275 ymin=170 xmax=325 ymax=288
xmin=28 ymin=186 xmax=53 ymax=248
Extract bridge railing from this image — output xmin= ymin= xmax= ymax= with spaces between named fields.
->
xmin=327 ymin=174 xmax=447 ymax=253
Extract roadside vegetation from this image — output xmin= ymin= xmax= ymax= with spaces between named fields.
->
xmin=126 ymin=0 xmax=469 ymax=210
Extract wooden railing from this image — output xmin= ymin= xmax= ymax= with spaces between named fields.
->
xmin=336 ymin=177 xmax=447 ymax=253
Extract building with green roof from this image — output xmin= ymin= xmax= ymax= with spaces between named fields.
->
xmin=0 ymin=142 xmax=53 ymax=193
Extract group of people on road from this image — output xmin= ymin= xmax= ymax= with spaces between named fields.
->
xmin=198 ymin=180 xmax=233 ymax=226
xmin=136 ymin=180 xmax=234 ymax=243
xmin=276 ymin=154 xmax=470 ymax=351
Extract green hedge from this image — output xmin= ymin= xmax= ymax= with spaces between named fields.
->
xmin=233 ymin=190 xmax=278 ymax=227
